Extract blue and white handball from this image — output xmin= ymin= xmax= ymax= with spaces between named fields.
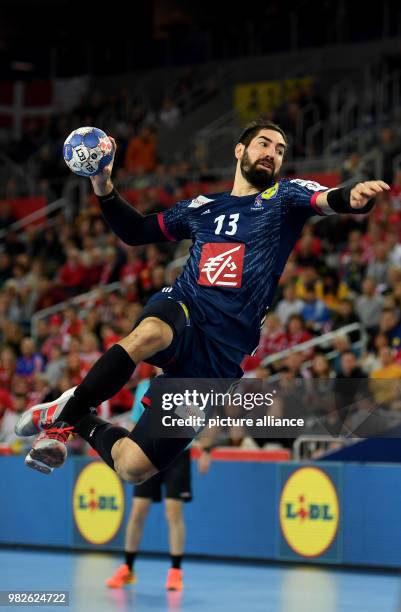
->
xmin=63 ymin=127 xmax=113 ymax=177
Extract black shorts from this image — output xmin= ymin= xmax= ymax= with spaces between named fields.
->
xmin=128 ymin=286 xmax=242 ymax=471
xmin=133 ymin=449 xmax=192 ymax=503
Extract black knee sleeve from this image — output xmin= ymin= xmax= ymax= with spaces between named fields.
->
xmin=134 ymin=299 xmax=188 ymax=340
xmin=128 ymin=409 xmax=192 ymax=471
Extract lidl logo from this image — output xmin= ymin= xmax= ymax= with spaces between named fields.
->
xmin=261 ymin=182 xmax=279 ymax=200
xmin=73 ymin=462 xmax=124 ymax=545
xmin=279 ymin=467 xmax=339 ymax=558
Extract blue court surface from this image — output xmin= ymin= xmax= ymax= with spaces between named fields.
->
xmin=0 ymin=549 xmax=400 ymax=612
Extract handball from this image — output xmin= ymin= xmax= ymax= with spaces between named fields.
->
xmin=63 ymin=127 xmax=113 ymax=177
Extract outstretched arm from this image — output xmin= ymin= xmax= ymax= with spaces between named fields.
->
xmin=91 ymin=137 xmax=168 ymax=245
xmin=316 ymin=180 xmax=390 ymax=215
xmin=97 ymin=189 xmax=168 ymax=245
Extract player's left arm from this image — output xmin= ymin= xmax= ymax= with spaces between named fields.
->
xmin=316 ymin=180 xmax=390 ymax=215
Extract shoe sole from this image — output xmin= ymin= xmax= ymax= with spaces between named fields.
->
xmin=29 ymin=444 xmax=66 ymax=469
xmin=25 ymin=454 xmax=53 ymax=475
xmin=166 ymin=586 xmax=183 ymax=591
xmin=106 ymin=578 xmax=136 ymax=588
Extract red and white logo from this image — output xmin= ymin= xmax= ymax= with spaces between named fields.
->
xmin=99 ymin=137 xmax=112 ymax=153
xmin=198 ymin=243 xmax=245 ymax=288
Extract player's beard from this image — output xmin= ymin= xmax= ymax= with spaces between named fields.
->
xmin=240 ymin=149 xmax=277 ymax=190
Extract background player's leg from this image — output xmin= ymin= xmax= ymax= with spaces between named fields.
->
xmin=125 ymin=497 xmax=152 ymax=557
xmin=166 ymin=499 xmax=185 ymax=560
xmin=165 ymin=499 xmax=185 ymax=591
xmin=106 ymin=497 xmax=152 ymax=588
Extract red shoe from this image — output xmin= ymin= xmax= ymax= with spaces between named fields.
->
xmin=105 ymin=564 xmax=136 ymax=588
xmin=25 ymin=425 xmax=74 ymax=474
xmin=15 ymin=387 xmax=77 ymax=437
xmin=166 ymin=568 xmax=183 ymax=591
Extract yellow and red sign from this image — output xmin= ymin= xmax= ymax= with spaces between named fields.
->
xmin=73 ymin=462 xmax=124 ymax=545
xmin=279 ymin=467 xmax=339 ymax=558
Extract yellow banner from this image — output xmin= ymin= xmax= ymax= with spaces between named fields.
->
xmin=234 ymin=76 xmax=313 ymax=123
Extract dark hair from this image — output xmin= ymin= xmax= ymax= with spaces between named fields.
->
xmin=238 ymin=119 xmax=287 ymax=148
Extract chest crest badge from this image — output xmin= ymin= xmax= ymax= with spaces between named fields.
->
xmin=261 ymin=182 xmax=279 ymax=200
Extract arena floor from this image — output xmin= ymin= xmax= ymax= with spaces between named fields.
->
xmin=0 ymin=549 xmax=399 ymax=612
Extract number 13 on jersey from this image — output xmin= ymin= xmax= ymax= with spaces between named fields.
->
xmin=214 ymin=213 xmax=240 ymax=236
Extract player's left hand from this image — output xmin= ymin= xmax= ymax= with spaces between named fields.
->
xmin=197 ymin=450 xmax=212 ymax=474
xmin=350 ymin=180 xmax=390 ymax=209
xmin=90 ymin=136 xmax=116 ymax=197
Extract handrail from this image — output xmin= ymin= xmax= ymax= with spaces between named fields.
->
xmin=392 ymin=152 xmax=401 ymax=177
xmin=292 ymin=435 xmax=351 ymax=461
xmin=0 ymin=151 xmax=30 ymax=179
xmin=296 ymin=102 xmax=320 ymax=143
xmin=31 ymin=281 xmax=122 ymax=339
xmin=305 ymin=120 xmax=326 ymax=157
xmin=261 ymin=322 xmax=366 ymax=367
xmin=0 ymin=198 xmax=67 ymax=241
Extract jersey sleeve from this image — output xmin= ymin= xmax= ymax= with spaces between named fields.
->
xmin=157 ymin=199 xmax=192 ymax=241
xmin=284 ymin=178 xmax=331 ymax=218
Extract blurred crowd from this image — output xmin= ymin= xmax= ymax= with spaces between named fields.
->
xmin=1 ymin=66 xmax=401 ymax=205
xmin=1 ymin=66 xmax=401 ymax=454
xmin=1 ymin=67 xmax=219 ymax=201
xmin=2 ymin=174 xmax=401 ymax=453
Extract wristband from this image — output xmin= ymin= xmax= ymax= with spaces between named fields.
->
xmin=97 ymin=188 xmax=116 ymax=203
xmin=326 ymin=184 xmax=375 ymax=215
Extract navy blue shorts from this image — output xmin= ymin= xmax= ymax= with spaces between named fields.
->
xmin=128 ymin=286 xmax=242 ymax=471
xmin=133 ymin=449 xmax=192 ymax=503
xmin=136 ymin=286 xmax=243 ymax=408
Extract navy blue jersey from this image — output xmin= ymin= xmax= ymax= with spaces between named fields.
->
xmin=156 ymin=178 xmax=332 ymax=359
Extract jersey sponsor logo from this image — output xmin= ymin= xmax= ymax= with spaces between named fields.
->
xmin=162 ymin=286 xmax=173 ymax=292
xmin=201 ymin=208 xmax=211 ymax=215
xmin=290 ymin=178 xmax=328 ymax=192
xmin=261 ymin=182 xmax=279 ymax=200
xmin=252 ymin=183 xmax=279 ymax=210
xmin=188 ymin=195 xmax=215 ymax=208
xmin=198 ymin=243 xmax=245 ymax=288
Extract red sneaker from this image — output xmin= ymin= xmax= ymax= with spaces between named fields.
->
xmin=25 ymin=425 xmax=74 ymax=474
xmin=166 ymin=568 xmax=183 ymax=591
xmin=15 ymin=387 xmax=77 ymax=437
xmin=105 ymin=564 xmax=136 ymax=588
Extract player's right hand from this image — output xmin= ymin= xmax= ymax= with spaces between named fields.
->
xmin=197 ymin=450 xmax=212 ymax=474
xmin=90 ymin=136 xmax=116 ymax=197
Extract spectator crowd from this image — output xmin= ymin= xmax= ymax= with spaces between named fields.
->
xmin=1 ymin=63 xmax=401 ymax=454
xmin=2 ymin=170 xmax=401 ymax=452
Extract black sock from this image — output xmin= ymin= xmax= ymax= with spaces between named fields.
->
xmin=58 ymin=345 xmax=136 ymax=426
xmin=74 ymin=414 xmax=129 ymax=469
xmin=171 ymin=555 xmax=182 ymax=570
xmin=125 ymin=551 xmax=136 ymax=570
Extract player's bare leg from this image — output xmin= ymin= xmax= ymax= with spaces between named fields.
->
xmin=165 ymin=499 xmax=185 ymax=590
xmin=16 ymin=315 xmax=175 ymax=482
xmin=106 ymin=497 xmax=152 ymax=588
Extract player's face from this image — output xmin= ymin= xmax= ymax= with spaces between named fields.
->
xmin=240 ymin=129 xmax=286 ymax=190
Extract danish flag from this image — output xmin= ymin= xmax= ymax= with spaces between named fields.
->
xmin=198 ymin=243 xmax=245 ymax=288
